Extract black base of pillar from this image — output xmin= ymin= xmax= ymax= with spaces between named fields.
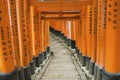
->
xmin=71 ymin=40 xmax=76 ymax=49
xmin=63 ymin=36 xmax=66 ymax=41
xmin=75 ymin=47 xmax=78 ymax=54
xmin=57 ymin=31 xmax=61 ymax=37
xmin=35 ymin=56 xmax=40 ymax=67
xmin=94 ymin=65 xmax=102 ymax=80
xmin=61 ymin=33 xmax=64 ymax=40
xmin=18 ymin=68 xmax=25 ymax=80
xmin=62 ymin=35 xmax=65 ymax=40
xmin=44 ymin=52 xmax=47 ymax=59
xmin=77 ymin=53 xmax=82 ymax=62
xmin=89 ymin=61 xmax=95 ymax=75
xmin=39 ymin=53 xmax=44 ymax=64
xmin=57 ymin=31 xmax=60 ymax=36
xmin=94 ymin=64 xmax=97 ymax=80
xmin=67 ymin=39 xmax=71 ymax=46
xmin=65 ymin=36 xmax=67 ymax=43
xmin=30 ymin=58 xmax=36 ymax=75
xmin=76 ymin=48 xmax=80 ymax=58
xmin=59 ymin=32 xmax=63 ymax=37
xmin=58 ymin=31 xmax=61 ymax=37
xmin=23 ymin=65 xmax=31 ymax=80
xmin=0 ymin=69 xmax=19 ymax=80
xmin=97 ymin=67 xmax=102 ymax=80
xmin=61 ymin=33 xmax=64 ymax=38
xmin=55 ymin=30 xmax=57 ymax=35
xmin=63 ymin=36 xmax=67 ymax=43
xmin=81 ymin=55 xmax=87 ymax=66
xmin=46 ymin=46 xmax=50 ymax=53
xmin=79 ymin=52 xmax=82 ymax=63
xmin=102 ymin=69 xmax=120 ymax=80
xmin=86 ymin=57 xmax=91 ymax=70
xmin=53 ymin=30 xmax=56 ymax=35
xmin=50 ymin=27 xmax=54 ymax=33
xmin=52 ymin=29 xmax=55 ymax=34
xmin=55 ymin=30 xmax=59 ymax=36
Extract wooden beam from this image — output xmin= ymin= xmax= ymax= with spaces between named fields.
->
xmin=31 ymin=1 xmax=92 ymax=11
xmin=41 ymin=11 xmax=80 ymax=14
xmin=41 ymin=16 xmax=80 ymax=20
xmin=43 ymin=14 xmax=80 ymax=17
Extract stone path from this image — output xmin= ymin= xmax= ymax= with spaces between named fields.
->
xmin=40 ymin=35 xmax=81 ymax=80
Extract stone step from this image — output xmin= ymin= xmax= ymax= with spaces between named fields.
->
xmin=41 ymin=35 xmax=81 ymax=80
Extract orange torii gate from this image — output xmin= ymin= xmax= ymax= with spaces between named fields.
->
xmin=0 ymin=0 xmax=18 ymax=79
xmin=17 ymin=0 xmax=32 ymax=80
xmin=1 ymin=0 xmax=120 ymax=80
xmin=103 ymin=0 xmax=120 ymax=79
xmin=86 ymin=5 xmax=92 ymax=70
xmin=94 ymin=0 xmax=106 ymax=80
xmin=89 ymin=0 xmax=98 ymax=75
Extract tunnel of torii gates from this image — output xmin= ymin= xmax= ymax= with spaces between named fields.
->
xmin=0 ymin=0 xmax=120 ymax=80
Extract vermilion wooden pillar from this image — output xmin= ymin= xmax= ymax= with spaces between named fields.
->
xmin=46 ymin=20 xmax=50 ymax=53
xmin=0 ymin=0 xmax=18 ymax=79
xmin=41 ymin=20 xmax=45 ymax=53
xmin=61 ymin=20 xmax=65 ymax=36
xmin=71 ymin=20 xmax=76 ymax=49
xmin=33 ymin=11 xmax=41 ymax=67
xmin=38 ymin=12 xmax=44 ymax=65
xmin=52 ymin=20 xmax=58 ymax=36
xmin=27 ymin=5 xmax=35 ymax=75
xmin=43 ymin=20 xmax=49 ymax=53
xmin=75 ymin=19 xmax=80 ymax=56
xmin=56 ymin=20 xmax=60 ymax=36
xmin=95 ymin=0 xmax=106 ymax=80
xmin=45 ymin=20 xmax=49 ymax=58
xmin=67 ymin=20 xmax=70 ymax=44
xmin=9 ymin=0 xmax=21 ymax=70
xmin=17 ymin=0 xmax=31 ymax=80
xmin=86 ymin=5 xmax=92 ymax=70
xmin=78 ymin=18 xmax=82 ymax=56
xmin=65 ymin=20 xmax=71 ymax=46
xmin=64 ymin=20 xmax=67 ymax=38
xmin=59 ymin=20 xmax=63 ymax=36
xmin=62 ymin=21 xmax=67 ymax=43
xmin=41 ymin=19 xmax=48 ymax=60
xmin=74 ymin=20 xmax=77 ymax=47
xmin=81 ymin=5 xmax=87 ymax=66
xmin=9 ymin=0 xmax=25 ymax=79
xmin=102 ymin=0 xmax=120 ymax=80
xmin=89 ymin=0 xmax=98 ymax=75
xmin=49 ymin=20 xmax=56 ymax=34
xmin=77 ymin=19 xmax=80 ymax=51
xmin=56 ymin=20 xmax=61 ymax=36
xmin=79 ymin=17 xmax=82 ymax=54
